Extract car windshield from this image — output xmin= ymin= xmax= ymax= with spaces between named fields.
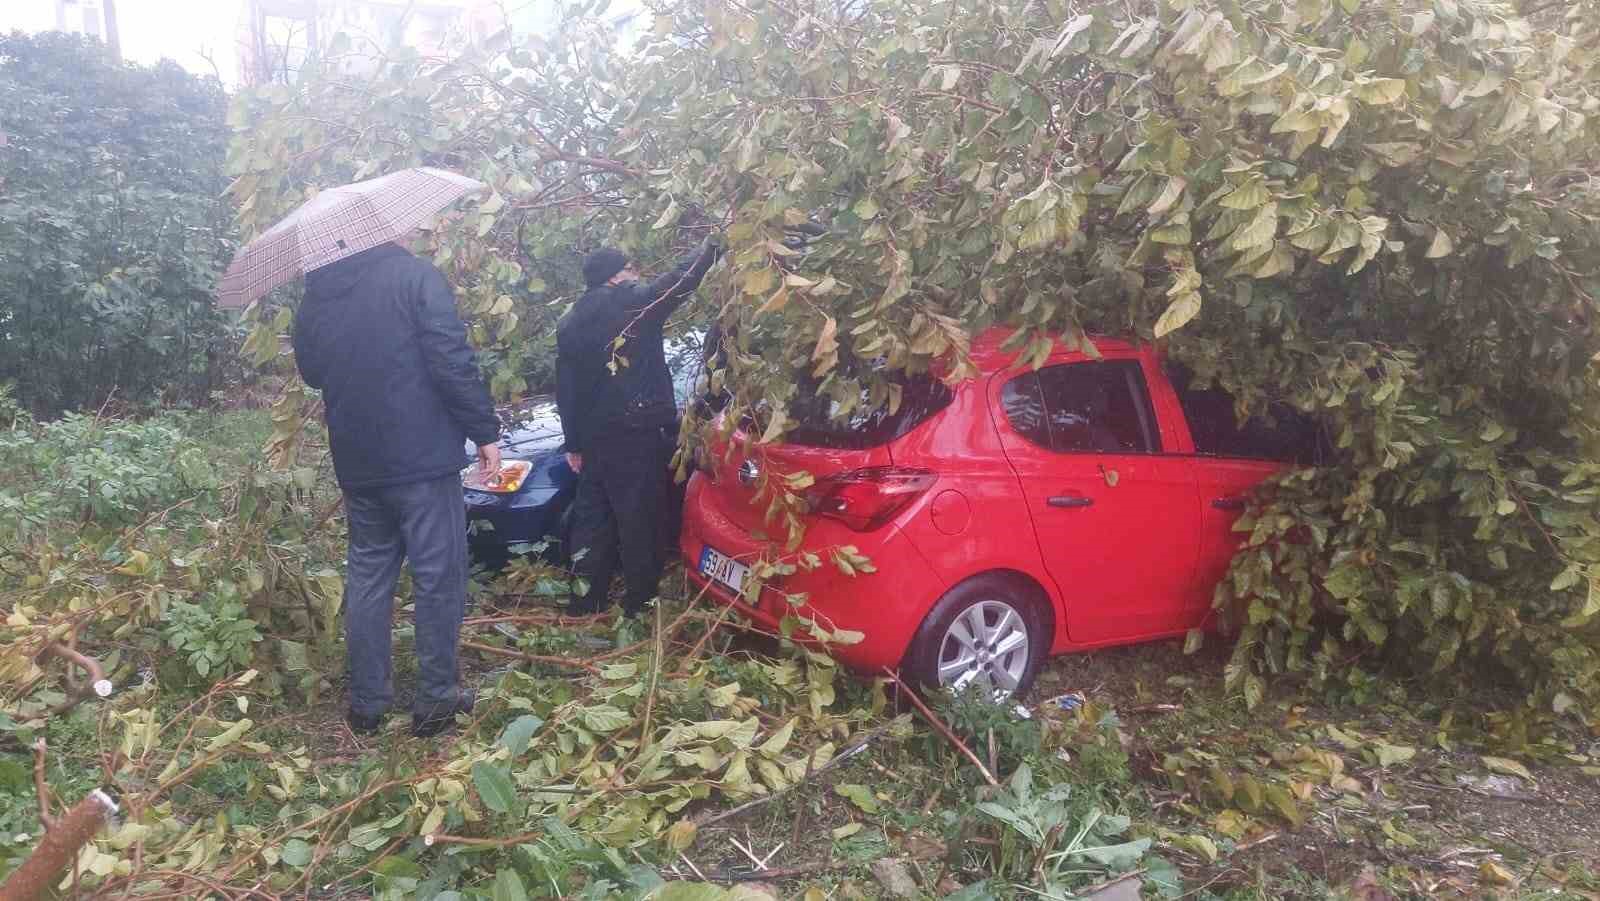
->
xmin=785 ymin=372 xmax=954 ymax=450
xmin=664 ymin=331 xmax=705 ymax=411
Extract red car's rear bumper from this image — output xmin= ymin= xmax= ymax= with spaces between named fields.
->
xmin=678 ymin=473 xmax=947 ymax=672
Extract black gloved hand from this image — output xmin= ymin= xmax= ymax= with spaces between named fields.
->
xmin=700 ymin=232 xmax=724 ymax=262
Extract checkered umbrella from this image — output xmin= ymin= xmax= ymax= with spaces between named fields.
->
xmin=216 ymin=166 xmax=486 ymax=308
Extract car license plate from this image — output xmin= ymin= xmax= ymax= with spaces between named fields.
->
xmin=698 ymin=546 xmax=749 ymax=594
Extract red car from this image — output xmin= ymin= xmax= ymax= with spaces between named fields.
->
xmin=681 ymin=328 xmax=1323 ymax=698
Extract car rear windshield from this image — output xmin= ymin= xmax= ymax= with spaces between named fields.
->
xmin=784 ymin=373 xmax=954 ymax=449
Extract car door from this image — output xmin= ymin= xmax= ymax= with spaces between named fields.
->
xmin=1163 ymin=362 xmax=1324 ymax=614
xmin=991 ymin=356 xmax=1203 ymax=644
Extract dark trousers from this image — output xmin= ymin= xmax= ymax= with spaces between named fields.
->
xmin=569 ymin=426 xmax=672 ymax=615
xmin=342 ymin=474 xmax=468 ymax=722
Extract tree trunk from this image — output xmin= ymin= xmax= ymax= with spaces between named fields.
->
xmin=102 ymin=0 xmax=122 ymax=63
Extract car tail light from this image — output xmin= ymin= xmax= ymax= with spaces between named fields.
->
xmin=463 ymin=459 xmax=532 ymax=493
xmin=804 ymin=467 xmax=936 ymax=531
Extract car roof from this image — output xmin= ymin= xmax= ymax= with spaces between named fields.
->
xmin=966 ymin=326 xmax=1146 ymax=373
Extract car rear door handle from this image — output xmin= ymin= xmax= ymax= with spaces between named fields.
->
xmin=1211 ymin=497 xmax=1246 ymax=511
xmin=1047 ymin=495 xmax=1094 ymax=509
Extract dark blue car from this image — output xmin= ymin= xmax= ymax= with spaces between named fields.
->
xmin=462 ymin=335 xmax=703 ymax=570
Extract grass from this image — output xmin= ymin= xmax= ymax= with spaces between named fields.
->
xmin=5 ymin=408 xmax=1599 ymax=899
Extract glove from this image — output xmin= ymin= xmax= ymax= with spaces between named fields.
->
xmin=700 ymin=232 xmax=724 ymax=262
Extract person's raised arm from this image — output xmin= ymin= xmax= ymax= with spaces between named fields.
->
xmin=629 ymin=236 xmax=722 ymax=325
xmin=412 ymin=263 xmax=500 ymax=449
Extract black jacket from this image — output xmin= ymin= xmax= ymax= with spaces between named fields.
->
xmin=555 ymin=243 xmax=718 ymax=454
xmin=293 ymin=243 xmax=499 ymax=491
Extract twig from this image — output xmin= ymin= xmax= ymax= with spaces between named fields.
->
xmin=678 ymin=853 xmax=708 ymax=881
xmin=694 ymin=723 xmax=887 ymax=827
xmin=424 ymin=828 xmax=544 ymax=849
xmin=1235 ymin=831 xmax=1280 ymax=853
xmin=640 ymin=599 xmax=664 ymax=744
xmin=729 ymin=836 xmax=767 ymax=870
xmin=460 ymin=640 xmax=601 ymax=674
xmin=703 ymin=861 xmax=849 ymax=883
xmin=1069 ymin=870 xmax=1146 ymax=897
xmin=32 ymin=740 xmax=55 ymax=832
xmin=882 ymin=668 xmax=1000 ymax=787
xmin=1128 ymin=703 xmax=1183 ymax=715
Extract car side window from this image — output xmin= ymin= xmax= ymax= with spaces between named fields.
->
xmin=1001 ymin=361 xmax=1159 ymax=454
xmin=1164 ymin=362 xmax=1325 ymax=464
xmin=1000 ymin=372 xmax=1050 ymax=448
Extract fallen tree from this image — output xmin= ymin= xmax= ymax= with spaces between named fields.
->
xmin=229 ymin=0 xmax=1600 ymax=723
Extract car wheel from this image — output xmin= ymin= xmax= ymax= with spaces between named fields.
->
xmin=469 ymin=541 xmax=510 ymax=573
xmin=902 ymin=574 xmax=1049 ymax=701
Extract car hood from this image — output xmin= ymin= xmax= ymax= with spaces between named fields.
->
xmin=463 ymin=396 xmax=565 ymax=463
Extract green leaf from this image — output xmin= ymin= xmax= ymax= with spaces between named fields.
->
xmin=654 ymin=885 xmax=731 ymax=901
xmin=1551 ymin=566 xmax=1581 ymax=592
xmin=472 ymin=762 xmax=518 ymax=814
xmin=492 ymin=868 xmax=529 ymax=901
xmin=280 ymin=838 xmax=312 ymax=868
xmin=835 ymin=783 xmax=880 ymax=814
xmin=497 ymin=714 xmax=544 ymax=757
xmin=1243 ymin=674 xmax=1265 ymax=709
xmin=1080 ymin=837 xmax=1151 ymax=867
xmin=1172 ymin=833 xmax=1218 ymax=862
xmin=583 ymin=704 xmax=633 ymax=732
xmin=1373 ymin=742 xmax=1416 ymax=768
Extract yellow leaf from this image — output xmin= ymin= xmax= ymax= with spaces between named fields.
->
xmin=1426 ymin=228 xmax=1454 ymax=258
xmin=1481 ymin=756 xmax=1536 ymax=782
xmin=759 ymin=411 xmax=787 ymax=444
xmin=756 ymin=286 xmax=789 ymax=314
xmin=811 ymin=316 xmax=838 ymax=362
xmin=1219 ymin=179 xmax=1270 ymax=210
xmin=1154 ymin=291 xmax=1202 ymax=338
xmin=1230 ymin=202 xmax=1280 ymax=251
xmin=666 ymin=820 xmax=698 ymax=852
xmin=1498 ymin=98 xmax=1531 ymax=135
xmin=1355 ymin=77 xmax=1406 ymax=105
xmin=113 ymin=550 xmax=152 ymax=578
xmin=1148 ymin=176 xmax=1188 ymax=216
xmin=1480 ymin=860 xmax=1518 ymax=886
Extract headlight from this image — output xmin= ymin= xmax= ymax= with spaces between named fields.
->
xmin=463 ymin=459 xmax=532 ymax=493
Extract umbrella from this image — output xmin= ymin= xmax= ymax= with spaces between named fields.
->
xmin=216 ymin=166 xmax=486 ymax=308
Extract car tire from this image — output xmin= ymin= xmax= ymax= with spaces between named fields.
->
xmin=469 ymin=541 xmax=510 ymax=574
xmin=901 ymin=574 xmax=1050 ymax=701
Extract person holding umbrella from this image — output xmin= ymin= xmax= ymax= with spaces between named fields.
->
xmin=556 ymin=236 xmax=722 ymax=619
xmin=219 ymin=167 xmax=499 ymax=738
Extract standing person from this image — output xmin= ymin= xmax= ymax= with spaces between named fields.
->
xmin=293 ymin=241 xmax=501 ymax=738
xmin=556 ymin=236 xmax=721 ymax=617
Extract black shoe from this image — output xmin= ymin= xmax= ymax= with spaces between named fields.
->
xmin=411 ymin=689 xmax=476 ymax=738
xmin=347 ymin=709 xmax=383 ymax=736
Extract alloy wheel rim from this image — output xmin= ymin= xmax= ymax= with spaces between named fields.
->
xmin=936 ymin=599 xmax=1030 ymax=697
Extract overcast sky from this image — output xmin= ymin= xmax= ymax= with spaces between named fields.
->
xmin=0 ymin=0 xmax=641 ymax=88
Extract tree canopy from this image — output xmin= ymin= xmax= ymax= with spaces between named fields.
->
xmin=231 ymin=0 xmax=1600 ymax=721
xmin=0 ymin=31 xmax=236 ymax=417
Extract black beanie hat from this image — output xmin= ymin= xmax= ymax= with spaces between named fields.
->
xmin=582 ymin=248 xmax=628 ymax=287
